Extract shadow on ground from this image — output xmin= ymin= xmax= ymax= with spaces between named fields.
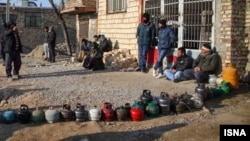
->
xmin=59 ymin=123 xmax=187 ymax=141
xmin=21 ymin=68 xmax=118 ymax=79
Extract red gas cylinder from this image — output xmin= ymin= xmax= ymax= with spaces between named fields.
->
xmin=101 ymin=102 xmax=114 ymax=122
xmin=130 ymin=108 xmax=144 ymax=121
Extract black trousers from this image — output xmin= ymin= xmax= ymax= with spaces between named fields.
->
xmin=49 ymin=47 xmax=55 ymax=62
xmin=0 ymin=46 xmax=5 ymax=62
xmin=5 ymin=52 xmax=22 ymax=77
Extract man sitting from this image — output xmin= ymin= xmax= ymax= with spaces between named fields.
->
xmin=183 ymin=43 xmax=219 ymax=83
xmin=164 ymin=47 xmax=193 ymax=83
xmin=83 ymin=42 xmax=105 ymax=71
xmin=78 ymin=38 xmax=92 ymax=62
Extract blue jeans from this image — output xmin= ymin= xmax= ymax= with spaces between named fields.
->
xmin=154 ymin=48 xmax=168 ymax=74
xmin=183 ymin=69 xmax=209 ymax=83
xmin=138 ymin=44 xmax=149 ymax=69
xmin=164 ymin=69 xmax=183 ymax=80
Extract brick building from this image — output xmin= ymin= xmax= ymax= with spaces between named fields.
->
xmin=61 ymin=0 xmax=97 ymax=47
xmin=0 ymin=6 xmax=76 ymax=53
xmin=97 ymin=0 xmax=250 ymax=82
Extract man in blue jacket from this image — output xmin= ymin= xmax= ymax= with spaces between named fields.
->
xmin=153 ymin=19 xmax=176 ymax=78
xmin=136 ymin=13 xmax=156 ymax=73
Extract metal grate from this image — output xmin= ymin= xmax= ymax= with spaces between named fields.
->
xmin=145 ymin=0 xmax=161 ymax=17
xmin=164 ymin=0 xmax=179 ymax=48
xmin=183 ymin=0 xmax=213 ymax=49
xmin=145 ymin=0 xmax=214 ymax=49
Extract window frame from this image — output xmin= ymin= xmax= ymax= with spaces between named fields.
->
xmin=107 ymin=0 xmax=127 ymax=14
xmin=24 ymin=12 xmax=42 ymax=28
xmin=0 ymin=12 xmax=17 ymax=28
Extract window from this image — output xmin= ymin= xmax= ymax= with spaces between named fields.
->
xmin=145 ymin=0 xmax=214 ymax=49
xmin=25 ymin=12 xmax=41 ymax=27
xmin=0 ymin=13 xmax=17 ymax=28
xmin=107 ymin=0 xmax=127 ymax=13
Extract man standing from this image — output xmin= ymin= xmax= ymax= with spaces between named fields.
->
xmin=153 ymin=19 xmax=176 ymax=78
xmin=136 ymin=13 xmax=156 ymax=73
xmin=0 ymin=22 xmax=7 ymax=66
xmin=164 ymin=47 xmax=193 ymax=82
xmin=48 ymin=26 xmax=56 ymax=63
xmin=43 ymin=26 xmax=49 ymax=61
xmin=183 ymin=43 xmax=219 ymax=83
xmin=4 ymin=21 xmax=22 ymax=81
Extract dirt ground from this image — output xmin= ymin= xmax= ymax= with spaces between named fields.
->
xmin=0 ymin=56 xmax=250 ymax=141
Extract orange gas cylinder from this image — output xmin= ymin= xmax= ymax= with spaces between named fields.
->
xmin=222 ymin=63 xmax=239 ymax=89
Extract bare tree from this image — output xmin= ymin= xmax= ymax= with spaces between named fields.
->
xmin=48 ymin=0 xmax=72 ymax=56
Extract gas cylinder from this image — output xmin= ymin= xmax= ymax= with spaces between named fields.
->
xmin=222 ymin=63 xmax=239 ymax=89
xmin=101 ymin=102 xmax=114 ymax=122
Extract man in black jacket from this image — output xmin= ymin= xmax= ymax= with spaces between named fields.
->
xmin=48 ymin=26 xmax=56 ymax=63
xmin=164 ymin=47 xmax=193 ymax=82
xmin=4 ymin=21 xmax=22 ymax=81
xmin=0 ymin=23 xmax=6 ymax=66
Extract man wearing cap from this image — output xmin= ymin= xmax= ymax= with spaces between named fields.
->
xmin=4 ymin=21 xmax=22 ymax=81
xmin=153 ymin=18 xmax=176 ymax=78
xmin=183 ymin=43 xmax=219 ymax=83
xmin=136 ymin=13 xmax=156 ymax=73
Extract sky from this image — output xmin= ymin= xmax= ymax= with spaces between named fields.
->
xmin=0 ymin=0 xmax=61 ymax=7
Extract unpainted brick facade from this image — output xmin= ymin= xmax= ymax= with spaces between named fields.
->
xmin=0 ymin=6 xmax=76 ymax=53
xmin=62 ymin=0 xmax=97 ymax=48
xmin=64 ymin=0 xmax=96 ymax=9
xmin=97 ymin=0 xmax=141 ymax=56
xmin=219 ymin=0 xmax=250 ymax=81
xmin=96 ymin=0 xmax=250 ymax=81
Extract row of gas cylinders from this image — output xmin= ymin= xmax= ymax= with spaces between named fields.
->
xmin=0 ymin=90 xmax=173 ymax=124
xmin=1 ymin=85 xmax=217 ymax=124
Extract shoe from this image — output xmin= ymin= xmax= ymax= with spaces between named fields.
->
xmin=155 ymin=73 xmax=164 ymax=79
xmin=12 ymin=75 xmax=19 ymax=80
xmin=165 ymin=77 xmax=171 ymax=80
xmin=43 ymin=58 xmax=48 ymax=61
xmin=141 ymin=68 xmax=148 ymax=73
xmin=135 ymin=67 xmax=141 ymax=72
xmin=7 ymin=77 xmax=13 ymax=82
xmin=173 ymin=79 xmax=180 ymax=83
xmin=153 ymin=69 xmax=158 ymax=77
xmin=2 ymin=63 xmax=5 ymax=66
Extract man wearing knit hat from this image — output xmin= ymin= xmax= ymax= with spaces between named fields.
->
xmin=136 ymin=12 xmax=156 ymax=73
xmin=183 ymin=43 xmax=219 ymax=83
xmin=153 ymin=18 xmax=176 ymax=79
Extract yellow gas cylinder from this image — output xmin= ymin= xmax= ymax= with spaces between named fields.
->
xmin=222 ymin=63 xmax=239 ymax=89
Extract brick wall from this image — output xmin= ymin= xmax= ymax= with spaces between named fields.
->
xmin=65 ymin=0 xmax=83 ymax=8
xmin=220 ymin=0 xmax=249 ymax=80
xmin=65 ymin=0 xmax=96 ymax=9
xmin=97 ymin=0 xmax=140 ymax=56
xmin=0 ymin=6 xmax=76 ymax=53
xmin=244 ymin=0 xmax=250 ymax=81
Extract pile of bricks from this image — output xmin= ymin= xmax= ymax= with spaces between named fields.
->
xmin=103 ymin=49 xmax=138 ymax=71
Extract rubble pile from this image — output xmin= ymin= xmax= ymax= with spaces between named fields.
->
xmin=25 ymin=45 xmax=44 ymax=59
xmin=103 ymin=49 xmax=138 ymax=71
xmin=25 ymin=43 xmax=70 ymax=59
